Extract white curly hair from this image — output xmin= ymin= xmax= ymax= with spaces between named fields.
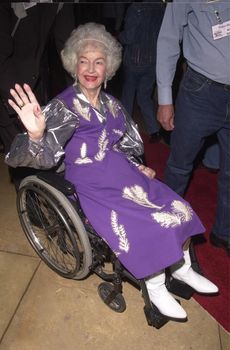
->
xmin=61 ymin=22 xmax=122 ymax=81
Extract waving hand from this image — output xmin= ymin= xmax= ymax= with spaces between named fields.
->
xmin=8 ymin=83 xmax=46 ymax=141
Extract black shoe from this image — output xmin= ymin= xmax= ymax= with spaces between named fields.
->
xmin=149 ymin=132 xmax=162 ymax=144
xmin=210 ymin=232 xmax=230 ymax=256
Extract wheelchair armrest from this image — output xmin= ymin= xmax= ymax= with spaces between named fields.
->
xmin=36 ymin=172 xmax=76 ymax=196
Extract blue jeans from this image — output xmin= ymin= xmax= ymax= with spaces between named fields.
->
xmin=121 ymin=65 xmax=159 ymax=135
xmin=165 ymin=67 xmax=230 ymax=242
xmin=203 ymin=142 xmax=220 ymax=169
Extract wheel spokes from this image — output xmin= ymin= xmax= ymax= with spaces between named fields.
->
xmin=24 ymin=189 xmax=80 ymax=274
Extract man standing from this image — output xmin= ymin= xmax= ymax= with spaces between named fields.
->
xmin=0 ymin=2 xmax=75 ymax=187
xmin=0 ymin=2 xmax=75 ymax=153
xmin=120 ymin=1 xmax=165 ymax=143
xmin=156 ymin=0 xmax=230 ymax=255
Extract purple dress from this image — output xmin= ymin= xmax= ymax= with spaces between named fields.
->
xmin=61 ymin=87 xmax=204 ymax=279
xmin=6 ymin=85 xmax=205 ymax=279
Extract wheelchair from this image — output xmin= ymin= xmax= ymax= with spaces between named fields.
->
xmin=17 ymin=172 xmax=198 ymax=329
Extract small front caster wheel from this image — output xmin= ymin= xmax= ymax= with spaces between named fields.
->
xmin=98 ymin=282 xmax=126 ymax=313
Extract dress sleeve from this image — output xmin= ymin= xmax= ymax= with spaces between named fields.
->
xmin=116 ymin=103 xmax=144 ymax=166
xmin=5 ymin=98 xmax=79 ymax=169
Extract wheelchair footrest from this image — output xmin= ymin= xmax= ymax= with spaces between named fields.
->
xmin=166 ymin=277 xmax=194 ymax=300
xmin=144 ymin=304 xmax=169 ymax=329
xmin=144 ymin=299 xmax=188 ymax=329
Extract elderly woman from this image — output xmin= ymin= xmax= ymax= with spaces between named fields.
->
xmin=5 ymin=22 xmax=218 ymax=321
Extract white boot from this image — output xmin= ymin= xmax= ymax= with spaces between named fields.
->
xmin=146 ymin=271 xmax=187 ymax=320
xmin=171 ymin=249 xmax=219 ymax=294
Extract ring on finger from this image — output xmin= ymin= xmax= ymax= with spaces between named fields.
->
xmin=19 ymin=102 xmax=25 ymax=109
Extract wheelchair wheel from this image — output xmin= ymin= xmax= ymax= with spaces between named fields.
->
xmin=98 ymin=282 xmax=126 ymax=313
xmin=17 ymin=176 xmax=92 ymax=280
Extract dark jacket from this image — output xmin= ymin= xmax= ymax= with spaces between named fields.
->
xmin=119 ymin=2 xmax=165 ymax=68
xmin=0 ymin=3 xmax=75 ymax=112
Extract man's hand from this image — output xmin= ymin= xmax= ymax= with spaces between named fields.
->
xmin=157 ymin=104 xmax=175 ymax=131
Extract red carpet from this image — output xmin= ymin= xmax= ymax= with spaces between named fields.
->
xmin=142 ymin=135 xmax=230 ymax=332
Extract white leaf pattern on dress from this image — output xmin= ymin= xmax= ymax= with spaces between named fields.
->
xmin=152 ymin=200 xmax=193 ymax=228
xmin=74 ymin=142 xmax=93 ymax=164
xmin=113 ymin=129 xmax=123 ymax=137
xmin=94 ymin=129 xmax=109 ymax=161
xmin=122 ymin=185 xmax=164 ymax=210
xmin=111 ymin=210 xmax=130 ymax=253
xmin=171 ymin=200 xmax=193 ymax=222
xmin=73 ymin=98 xmax=91 ymax=121
xmin=151 ymin=212 xmax=181 ymax=228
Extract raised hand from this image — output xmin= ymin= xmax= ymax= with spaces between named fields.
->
xmin=8 ymin=83 xmax=46 ymax=141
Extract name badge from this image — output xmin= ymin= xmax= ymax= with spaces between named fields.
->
xmin=212 ymin=20 xmax=230 ymax=40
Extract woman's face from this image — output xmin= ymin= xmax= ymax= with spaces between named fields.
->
xmin=76 ymin=45 xmax=107 ymax=92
